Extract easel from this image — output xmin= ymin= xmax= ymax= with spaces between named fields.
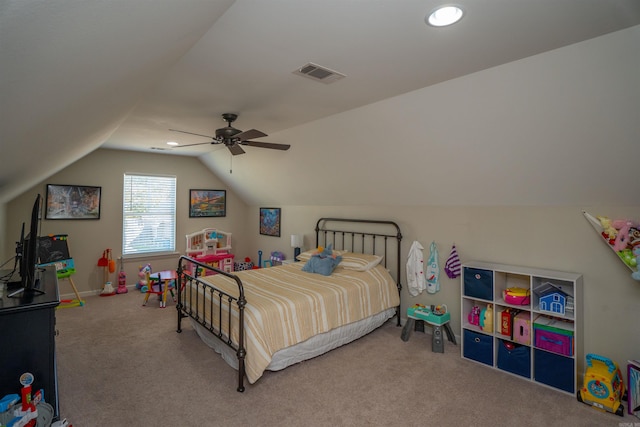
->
xmin=38 ymin=234 xmax=84 ymax=307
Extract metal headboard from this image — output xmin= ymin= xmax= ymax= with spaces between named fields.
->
xmin=315 ymin=218 xmax=403 ymax=325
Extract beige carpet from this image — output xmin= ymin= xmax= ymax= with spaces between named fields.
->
xmin=55 ymin=292 xmax=623 ymax=426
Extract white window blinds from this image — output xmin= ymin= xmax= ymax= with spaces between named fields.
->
xmin=123 ymin=174 xmax=176 ymax=256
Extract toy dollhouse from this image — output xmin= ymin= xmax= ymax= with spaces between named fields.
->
xmin=536 ymin=282 xmax=574 ymax=316
xmin=185 ymin=228 xmax=234 ymax=274
xmin=185 ymin=228 xmax=232 ymax=257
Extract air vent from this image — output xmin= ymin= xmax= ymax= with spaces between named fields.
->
xmin=293 ymin=62 xmax=346 ymax=84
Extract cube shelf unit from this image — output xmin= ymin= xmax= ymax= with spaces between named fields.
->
xmin=460 ymin=261 xmax=583 ymax=395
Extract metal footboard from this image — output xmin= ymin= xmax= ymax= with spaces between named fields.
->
xmin=176 ymin=256 xmax=247 ymax=392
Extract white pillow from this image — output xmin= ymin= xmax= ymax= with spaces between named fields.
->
xmin=338 ymin=252 xmax=383 ymax=271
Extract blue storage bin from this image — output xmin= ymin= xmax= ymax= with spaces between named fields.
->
xmin=497 ymin=340 xmax=531 ymax=378
xmin=463 ymin=329 xmax=493 ymax=366
xmin=463 ymin=267 xmax=493 ymax=300
xmin=534 ymin=349 xmax=575 ymax=393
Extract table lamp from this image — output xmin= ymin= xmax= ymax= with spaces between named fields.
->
xmin=291 ymin=234 xmax=303 ymax=261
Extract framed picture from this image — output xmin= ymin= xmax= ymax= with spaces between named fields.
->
xmin=45 ymin=184 xmax=101 ymax=220
xmin=259 ymin=207 xmax=281 ymax=237
xmin=189 ymin=189 xmax=226 ymax=217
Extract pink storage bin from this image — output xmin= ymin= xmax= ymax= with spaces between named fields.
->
xmin=534 ymin=329 xmax=573 ymax=356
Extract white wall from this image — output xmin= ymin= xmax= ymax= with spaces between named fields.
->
xmin=4 ymin=149 xmax=249 ymax=294
xmin=252 ymin=205 xmax=640 ymax=376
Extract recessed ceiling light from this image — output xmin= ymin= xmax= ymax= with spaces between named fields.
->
xmin=166 ymin=141 xmax=179 ymax=146
xmin=426 ymin=5 xmax=464 ymax=27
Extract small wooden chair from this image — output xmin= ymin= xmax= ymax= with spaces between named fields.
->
xmin=142 ymin=270 xmax=177 ymax=308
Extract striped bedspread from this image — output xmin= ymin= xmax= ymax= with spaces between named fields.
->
xmin=185 ymin=262 xmax=400 ymax=383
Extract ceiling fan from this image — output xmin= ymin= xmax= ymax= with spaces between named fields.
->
xmin=169 ymin=113 xmax=290 ymax=155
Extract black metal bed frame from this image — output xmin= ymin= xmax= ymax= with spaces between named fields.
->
xmin=176 ymin=218 xmax=403 ymax=392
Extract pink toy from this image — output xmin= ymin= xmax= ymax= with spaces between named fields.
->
xmin=513 ymin=312 xmax=531 ymax=345
xmin=503 ymin=288 xmax=531 ymax=305
xmin=612 ymin=219 xmax=638 ymax=252
xmin=116 ymin=257 xmax=128 ymax=294
xmin=468 ymin=305 xmax=480 ymax=326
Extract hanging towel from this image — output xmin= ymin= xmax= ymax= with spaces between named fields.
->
xmin=406 ymin=241 xmax=426 ymax=296
xmin=444 ymin=244 xmax=461 ymax=279
xmin=426 ymin=241 xmax=440 ymax=294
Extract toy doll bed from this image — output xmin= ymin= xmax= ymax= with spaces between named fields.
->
xmin=176 ymin=218 xmax=403 ymax=392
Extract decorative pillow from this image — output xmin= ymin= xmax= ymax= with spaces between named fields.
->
xmin=338 ymin=252 xmax=383 ymax=272
xmin=301 ymin=244 xmax=343 ymax=276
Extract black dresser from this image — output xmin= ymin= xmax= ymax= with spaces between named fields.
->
xmin=0 ymin=266 xmax=59 ymax=420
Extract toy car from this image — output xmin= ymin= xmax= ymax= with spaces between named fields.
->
xmin=577 ymin=353 xmax=626 ymax=416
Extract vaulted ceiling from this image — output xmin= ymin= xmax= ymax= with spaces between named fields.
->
xmin=2 ymin=1 xmax=639 ymax=205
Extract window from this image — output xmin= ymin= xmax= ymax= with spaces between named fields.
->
xmin=123 ymin=174 xmax=176 ymax=256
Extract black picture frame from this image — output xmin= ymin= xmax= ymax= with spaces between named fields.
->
xmin=259 ymin=207 xmax=281 ymax=237
xmin=45 ymin=184 xmax=101 ymax=220
xmin=189 ymin=189 xmax=226 ymax=218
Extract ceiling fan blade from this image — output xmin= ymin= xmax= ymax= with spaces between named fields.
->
xmin=169 ymin=129 xmax=215 ymax=139
xmin=234 ymin=129 xmax=267 ymax=140
xmin=175 ymin=141 xmax=218 ymax=148
xmin=243 ymin=141 xmax=291 ymax=151
xmin=227 ymin=144 xmax=246 ymax=156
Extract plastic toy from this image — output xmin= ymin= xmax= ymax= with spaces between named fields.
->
xmin=468 ymin=305 xmax=480 ymax=326
xmin=98 ymin=249 xmax=116 ymax=296
xmin=479 ymin=304 xmax=493 ymax=333
xmin=116 ymin=257 xmax=128 ymax=294
xmin=270 ymin=251 xmax=285 ymax=264
xmin=137 ymin=264 xmax=152 ymax=291
xmin=503 ymin=287 xmax=530 ymax=305
xmin=577 ymin=353 xmax=626 ymax=416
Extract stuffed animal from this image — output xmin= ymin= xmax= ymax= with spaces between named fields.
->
xmin=632 ymin=247 xmax=640 ymax=281
xmin=612 ymin=219 xmax=638 ymax=252
xmin=597 ymin=216 xmax=617 ymax=244
xmin=137 ymin=264 xmax=152 ymax=291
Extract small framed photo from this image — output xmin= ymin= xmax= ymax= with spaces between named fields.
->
xmin=189 ymin=189 xmax=226 ymax=217
xmin=259 ymin=207 xmax=281 ymax=237
xmin=45 ymin=184 xmax=101 ymax=220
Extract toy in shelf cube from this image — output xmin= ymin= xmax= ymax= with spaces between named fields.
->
xmin=536 ymin=282 xmax=573 ymax=316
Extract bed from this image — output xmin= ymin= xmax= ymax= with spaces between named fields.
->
xmin=176 ymin=218 xmax=403 ymax=392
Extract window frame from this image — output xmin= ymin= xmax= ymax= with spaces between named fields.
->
xmin=122 ymin=173 xmax=177 ymax=257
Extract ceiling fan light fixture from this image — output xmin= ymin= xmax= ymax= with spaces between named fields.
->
xmin=426 ymin=5 xmax=464 ymax=27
